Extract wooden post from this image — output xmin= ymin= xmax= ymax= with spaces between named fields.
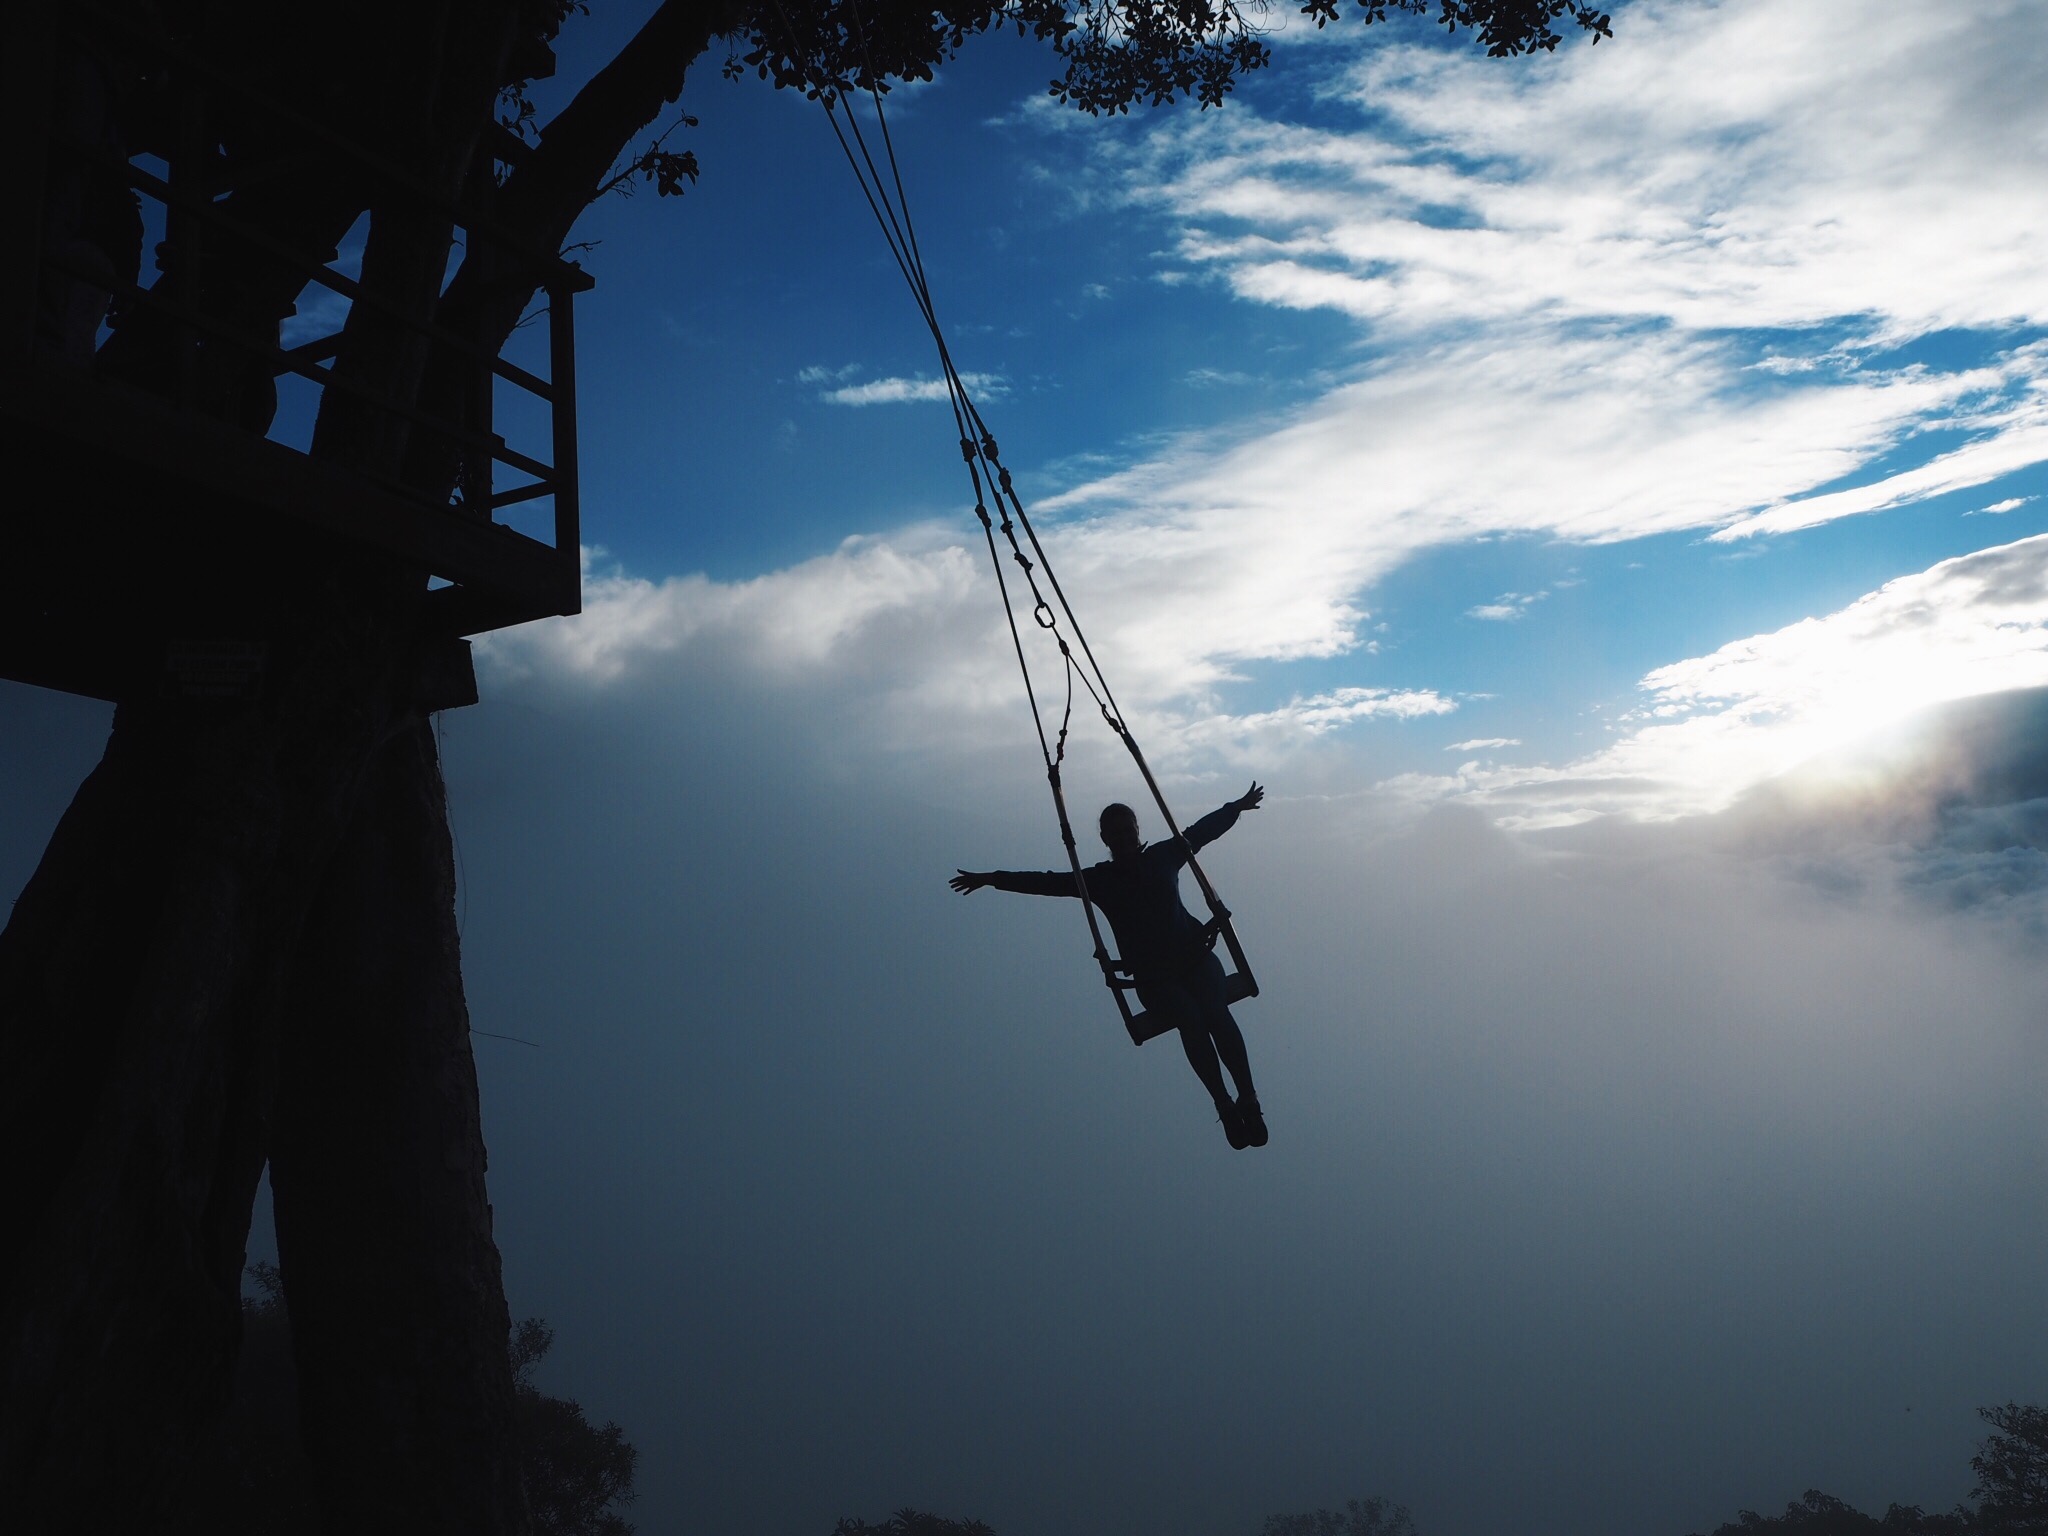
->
xmin=547 ymin=278 xmax=581 ymax=616
xmin=0 ymin=12 xmax=55 ymax=369
xmin=167 ymin=73 xmax=207 ymax=412
xmin=463 ymin=151 xmax=496 ymax=517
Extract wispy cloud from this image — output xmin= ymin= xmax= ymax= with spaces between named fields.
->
xmin=797 ymin=363 xmax=858 ymax=385
xmin=1204 ymin=685 xmax=1454 ymax=735
xmin=1032 ymin=0 xmax=2048 ymax=584
xmin=1153 ymin=0 xmax=2048 ymax=342
xmin=1712 ymin=365 xmax=2048 ymax=539
xmin=817 ymin=372 xmax=1006 ymax=406
xmin=1468 ymin=591 xmax=1545 ymax=622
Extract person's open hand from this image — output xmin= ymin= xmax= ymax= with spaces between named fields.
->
xmin=1234 ymin=781 xmax=1265 ymax=813
xmin=951 ymin=870 xmax=991 ymax=894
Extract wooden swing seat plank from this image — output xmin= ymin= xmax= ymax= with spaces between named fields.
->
xmin=1122 ymin=969 xmax=1259 ymax=1047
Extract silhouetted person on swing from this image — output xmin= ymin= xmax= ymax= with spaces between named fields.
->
xmin=952 ymin=783 xmax=1268 ymax=1149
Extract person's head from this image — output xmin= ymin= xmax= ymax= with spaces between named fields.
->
xmin=1099 ymin=802 xmax=1141 ymax=857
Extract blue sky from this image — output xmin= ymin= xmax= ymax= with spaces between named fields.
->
xmin=7 ymin=2 xmax=2048 ymax=1534
xmin=498 ymin=0 xmax=2048 ymax=810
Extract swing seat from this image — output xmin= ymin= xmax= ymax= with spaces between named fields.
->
xmin=1108 ymin=916 xmax=1259 ymax=1047
xmin=1115 ymin=969 xmax=1260 ymax=1046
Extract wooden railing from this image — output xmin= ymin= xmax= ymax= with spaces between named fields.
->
xmin=2 ymin=10 xmax=588 ymax=656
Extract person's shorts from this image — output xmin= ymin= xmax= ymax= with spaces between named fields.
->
xmin=1133 ymin=949 xmax=1230 ymax=1031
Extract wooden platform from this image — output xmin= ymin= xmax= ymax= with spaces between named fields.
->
xmin=0 ymin=365 xmax=576 ymax=704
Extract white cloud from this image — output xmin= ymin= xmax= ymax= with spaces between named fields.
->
xmin=796 ymin=363 xmax=860 ymax=385
xmin=1972 ymin=496 xmax=2034 ymax=517
xmin=1210 ymin=0 xmax=2048 ymax=342
xmin=1468 ymin=591 xmax=1546 ymax=622
xmin=1182 ymin=685 xmax=1455 ymax=746
xmin=1427 ymin=534 xmax=2048 ymax=825
xmin=481 ymin=533 xmax=985 ymax=691
xmin=1029 ymin=0 xmax=2048 ymax=584
xmin=479 ymin=532 xmax=1455 ymax=772
xmin=1712 ymin=365 xmax=2048 ymax=539
xmin=819 ymin=371 xmax=1005 ymax=406
xmin=1034 ymin=328 xmax=1972 ymax=679
xmin=499 ymin=526 xmax=2048 ymax=858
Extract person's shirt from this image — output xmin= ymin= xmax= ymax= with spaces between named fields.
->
xmin=986 ymin=802 xmax=1242 ymax=977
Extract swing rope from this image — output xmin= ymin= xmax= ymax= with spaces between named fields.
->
xmin=773 ymin=17 xmax=1255 ymax=1021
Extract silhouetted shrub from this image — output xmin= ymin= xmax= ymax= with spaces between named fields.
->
xmin=1261 ymin=1496 xmax=1419 ymax=1536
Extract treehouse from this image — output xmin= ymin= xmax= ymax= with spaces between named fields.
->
xmin=1 ymin=11 xmax=586 ymax=708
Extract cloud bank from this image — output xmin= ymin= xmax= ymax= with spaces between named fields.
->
xmin=1419 ymin=534 xmax=2048 ymax=829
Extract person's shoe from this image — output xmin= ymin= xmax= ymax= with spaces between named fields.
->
xmin=1218 ymin=1098 xmax=1250 ymax=1150
xmin=1237 ymin=1093 xmax=1269 ymax=1148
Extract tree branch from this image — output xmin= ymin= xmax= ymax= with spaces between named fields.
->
xmin=405 ymin=0 xmax=751 ymax=500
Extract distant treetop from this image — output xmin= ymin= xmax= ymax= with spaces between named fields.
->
xmin=834 ymin=1509 xmax=1000 ymax=1536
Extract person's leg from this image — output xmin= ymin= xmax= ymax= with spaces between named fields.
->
xmin=1217 ymin=1009 xmax=1266 ymax=1146
xmin=1175 ymin=1018 xmax=1232 ymax=1110
xmin=1141 ymin=976 xmax=1243 ymax=1147
xmin=1209 ymin=1008 xmax=1255 ymax=1101
xmin=1194 ymin=955 xmax=1266 ymax=1146
xmin=1179 ymin=1022 xmax=1248 ymax=1149
xmin=1189 ymin=953 xmax=1256 ymax=1098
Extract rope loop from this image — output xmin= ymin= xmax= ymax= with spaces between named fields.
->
xmin=1033 ymin=598 xmax=1057 ymax=628
xmin=959 ymin=437 xmax=977 ymax=462
xmin=973 ymin=501 xmax=992 ymax=528
xmin=981 ymin=433 xmax=1000 ymax=459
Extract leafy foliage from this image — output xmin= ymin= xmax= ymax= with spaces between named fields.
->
xmin=1261 ymin=1496 xmax=1420 ymax=1536
xmin=176 ymin=1273 xmax=636 ymax=1534
xmin=1679 ymin=1406 xmax=2048 ymax=1536
xmin=1688 ymin=1490 xmax=1982 ymax=1536
xmin=513 ymin=1319 xmax=640 ymax=1536
xmin=1975 ymin=1403 xmax=2048 ymax=1535
xmin=1297 ymin=0 xmax=1610 ymax=52
xmin=499 ymin=0 xmax=593 ymax=143
xmin=169 ymin=1262 xmax=322 ymax=1535
xmin=737 ymin=0 xmax=1609 ymax=115
xmin=834 ymin=1509 xmax=1000 ymax=1536
xmin=600 ymin=112 xmax=703 ymax=200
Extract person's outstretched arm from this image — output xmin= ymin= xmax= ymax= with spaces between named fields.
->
xmin=951 ymin=868 xmax=1083 ymax=897
xmin=1180 ymin=781 xmax=1265 ymax=858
